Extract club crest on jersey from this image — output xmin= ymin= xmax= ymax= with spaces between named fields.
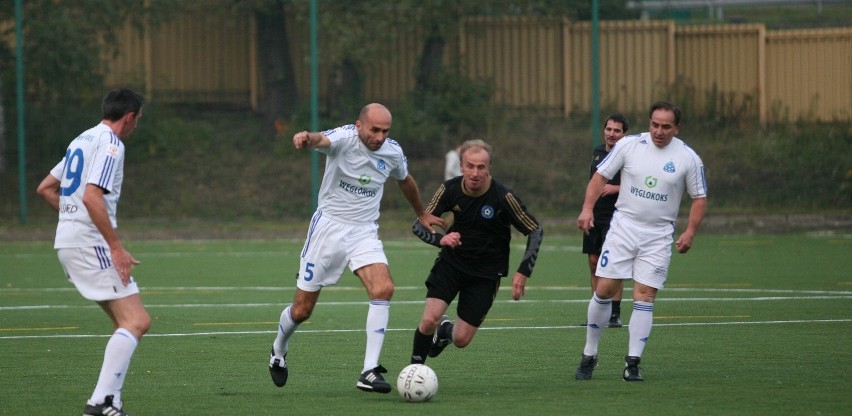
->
xmin=663 ymin=161 xmax=676 ymax=173
xmin=480 ymin=205 xmax=495 ymax=219
xmin=359 ymin=174 xmax=372 ymax=186
xmin=376 ymin=159 xmax=386 ymax=171
xmin=107 ymin=144 xmax=119 ymax=157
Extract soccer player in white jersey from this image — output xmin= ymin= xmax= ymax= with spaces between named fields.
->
xmin=36 ymin=88 xmax=149 ymax=416
xmin=268 ymin=103 xmax=443 ymax=393
xmin=575 ymin=101 xmax=708 ymax=382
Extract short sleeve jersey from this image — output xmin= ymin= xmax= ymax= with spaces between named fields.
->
xmin=597 ymin=132 xmax=707 ymax=227
xmin=315 ymin=124 xmax=410 ymax=223
xmin=50 ymin=123 xmax=126 ymax=248
xmin=425 ymin=177 xmax=540 ymax=280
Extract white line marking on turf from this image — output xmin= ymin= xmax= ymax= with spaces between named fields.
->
xmin=3 ymin=294 xmax=851 ymax=311
xmin=1 ymin=319 xmax=850 ymax=340
xmin=2 ymin=286 xmax=849 ymax=294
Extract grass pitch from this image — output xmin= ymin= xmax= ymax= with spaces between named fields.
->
xmin=1 ymin=233 xmax=850 ymax=415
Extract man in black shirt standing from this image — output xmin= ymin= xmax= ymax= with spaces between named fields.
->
xmin=410 ymin=139 xmax=543 ymax=364
xmin=582 ymin=114 xmax=629 ymax=328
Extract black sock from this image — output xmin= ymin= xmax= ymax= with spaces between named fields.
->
xmin=411 ymin=329 xmax=432 ymax=364
xmin=612 ymin=301 xmax=621 ymax=316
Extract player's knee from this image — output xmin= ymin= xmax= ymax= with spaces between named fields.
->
xmin=370 ymin=281 xmax=395 ymax=300
xmin=290 ymin=304 xmax=314 ymax=323
xmin=453 ymin=334 xmax=472 ymax=348
xmin=129 ymin=311 xmax=151 ymax=338
xmin=633 ymin=284 xmax=657 ymax=303
xmin=419 ymin=315 xmax=443 ymax=332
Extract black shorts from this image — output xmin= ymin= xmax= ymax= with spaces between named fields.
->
xmin=425 ymin=258 xmax=501 ymax=328
xmin=582 ymin=221 xmax=611 ymax=255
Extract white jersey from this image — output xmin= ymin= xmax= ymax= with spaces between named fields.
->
xmin=315 ymin=124 xmax=410 ymax=223
xmin=597 ymin=132 xmax=707 ymax=227
xmin=444 ymin=148 xmax=461 ymax=180
xmin=49 ymin=122 xmax=126 ymax=248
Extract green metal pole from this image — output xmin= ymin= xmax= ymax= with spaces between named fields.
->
xmin=591 ymin=0 xmax=600 ymax=149
xmin=309 ymin=0 xmax=319 ymax=211
xmin=15 ymin=0 xmax=27 ymax=224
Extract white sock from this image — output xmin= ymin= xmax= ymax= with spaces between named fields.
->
xmin=89 ymin=328 xmax=138 ymax=408
xmin=628 ymin=301 xmax=654 ymax=357
xmin=363 ymin=299 xmax=389 ymax=373
xmin=273 ymin=305 xmax=297 ymax=357
xmin=583 ymin=294 xmax=612 ymax=357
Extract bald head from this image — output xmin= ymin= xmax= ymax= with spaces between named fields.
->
xmin=359 ymin=103 xmax=392 ymax=124
xmin=356 ymin=103 xmax=393 ymax=151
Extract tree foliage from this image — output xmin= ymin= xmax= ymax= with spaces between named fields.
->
xmin=0 ymin=0 xmax=182 ymax=106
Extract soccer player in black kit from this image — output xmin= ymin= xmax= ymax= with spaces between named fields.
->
xmin=409 ymin=139 xmax=543 ymax=364
xmin=581 ymin=113 xmax=629 ymax=328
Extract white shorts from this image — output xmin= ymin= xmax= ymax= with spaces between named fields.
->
xmin=595 ymin=212 xmax=674 ymax=289
xmin=57 ymin=247 xmax=140 ymax=301
xmin=296 ymin=211 xmax=388 ymax=292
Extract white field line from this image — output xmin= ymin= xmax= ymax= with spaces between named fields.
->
xmin=1 ymin=287 xmax=850 ymax=312
xmin=3 ymin=294 xmax=852 ymax=312
xmin=0 ymin=242 xmax=579 ymax=259
xmin=2 ymin=286 xmax=849 ymax=339
xmin=1 ymin=319 xmax=850 ymax=340
xmin=2 ymin=286 xmax=849 ymax=294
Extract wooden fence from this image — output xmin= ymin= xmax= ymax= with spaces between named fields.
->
xmin=106 ymin=15 xmax=851 ymax=123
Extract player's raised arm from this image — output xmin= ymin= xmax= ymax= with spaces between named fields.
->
xmin=293 ymin=130 xmax=331 ymax=149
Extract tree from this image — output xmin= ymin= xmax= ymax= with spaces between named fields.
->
xmin=253 ymin=0 xmax=298 ymax=135
xmin=0 ymin=74 xmax=5 ymax=174
xmin=0 ymin=0 xmax=175 ymax=175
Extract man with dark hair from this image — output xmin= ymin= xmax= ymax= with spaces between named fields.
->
xmin=582 ymin=113 xmax=629 ymax=328
xmin=575 ymin=101 xmax=707 ymax=382
xmin=37 ymin=88 xmax=148 ymax=416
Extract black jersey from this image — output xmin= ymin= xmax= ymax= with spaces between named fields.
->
xmin=414 ymin=176 xmax=542 ymax=280
xmin=590 ymin=144 xmax=621 ymax=223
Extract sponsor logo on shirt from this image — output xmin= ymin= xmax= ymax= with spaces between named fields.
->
xmin=339 ymin=180 xmax=377 ymax=197
xmin=629 ymin=185 xmax=668 ymax=202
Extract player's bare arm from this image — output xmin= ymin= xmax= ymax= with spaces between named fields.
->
xmin=676 ymin=197 xmax=707 ymax=253
xmin=36 ymin=174 xmax=61 ymax=212
xmin=398 ymin=175 xmax=445 ymax=231
xmin=83 ymin=184 xmax=139 ymax=285
xmin=293 ymin=130 xmax=331 ymax=149
xmin=578 ymin=173 xmax=609 ymax=233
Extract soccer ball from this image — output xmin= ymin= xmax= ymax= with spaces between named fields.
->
xmin=397 ymin=364 xmax=438 ymax=402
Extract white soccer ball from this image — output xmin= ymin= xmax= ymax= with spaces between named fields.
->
xmin=397 ymin=364 xmax=438 ymax=402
